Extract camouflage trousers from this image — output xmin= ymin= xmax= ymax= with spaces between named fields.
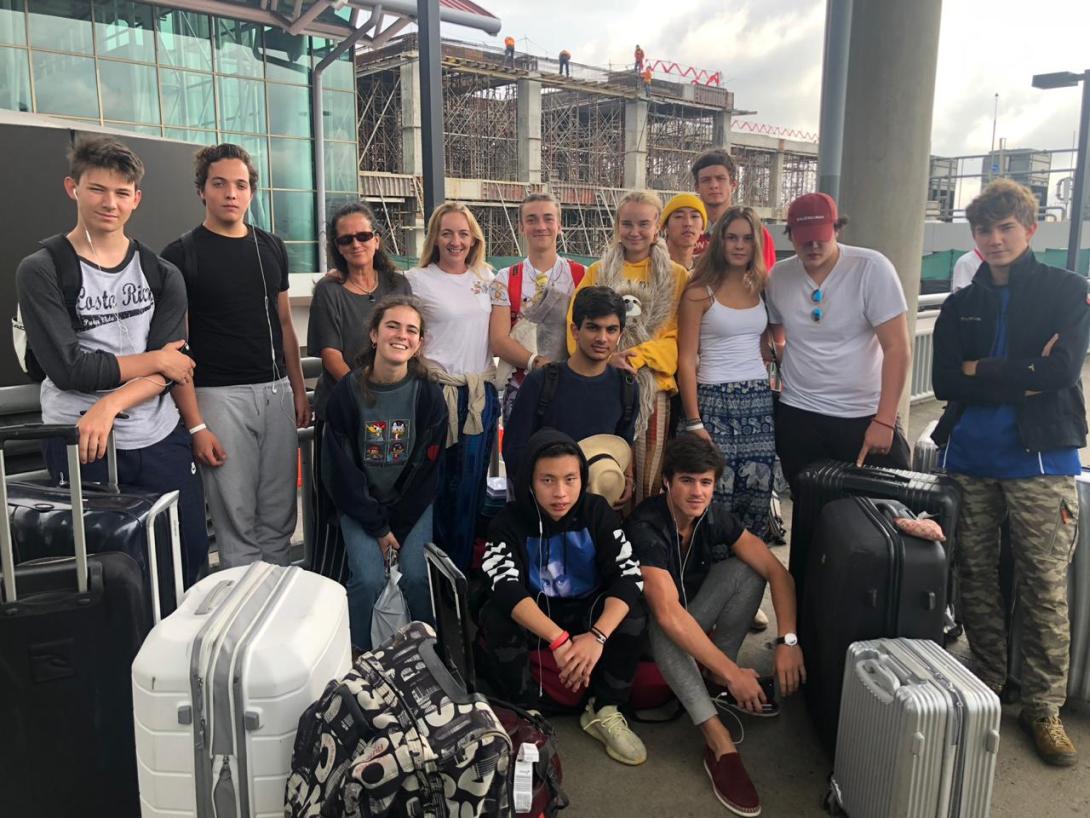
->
xmin=950 ymin=473 xmax=1079 ymax=717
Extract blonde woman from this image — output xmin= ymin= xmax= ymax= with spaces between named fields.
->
xmin=406 ymin=203 xmax=498 ymax=570
xmin=567 ymin=190 xmax=688 ymax=505
xmin=676 ymin=207 xmax=775 ymax=539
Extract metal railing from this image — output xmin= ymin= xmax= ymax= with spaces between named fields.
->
xmin=910 ymin=293 xmax=949 ymax=403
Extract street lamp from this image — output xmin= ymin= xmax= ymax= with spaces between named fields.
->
xmin=1032 ymin=70 xmax=1090 ymax=273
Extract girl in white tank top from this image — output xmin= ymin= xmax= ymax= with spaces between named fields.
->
xmin=675 ymin=207 xmax=778 ymax=540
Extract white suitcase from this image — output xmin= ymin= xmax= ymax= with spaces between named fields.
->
xmin=828 ymin=638 xmax=1001 ymax=818
xmin=913 ymin=420 xmax=941 ymax=474
xmin=132 ymin=561 xmax=352 ymax=818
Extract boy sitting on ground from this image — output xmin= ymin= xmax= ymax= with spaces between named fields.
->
xmin=480 ymin=429 xmax=648 ymax=765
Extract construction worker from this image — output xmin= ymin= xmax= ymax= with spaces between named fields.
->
xmin=641 ymin=66 xmax=653 ymax=94
xmin=504 ymin=35 xmax=516 ymax=68
xmin=634 ymin=44 xmax=645 ymax=73
xmin=559 ymin=49 xmax=572 ymax=77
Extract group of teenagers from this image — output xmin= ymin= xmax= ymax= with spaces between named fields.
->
xmin=16 ymin=135 xmax=1089 ymax=817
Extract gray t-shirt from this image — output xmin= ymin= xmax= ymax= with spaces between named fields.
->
xmin=17 ymin=240 xmax=186 ymax=449
xmin=307 ymin=272 xmax=412 ymax=418
xmin=359 ymin=375 xmax=420 ymax=503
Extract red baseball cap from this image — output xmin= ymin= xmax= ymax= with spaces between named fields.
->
xmin=787 ymin=192 xmax=838 ymax=244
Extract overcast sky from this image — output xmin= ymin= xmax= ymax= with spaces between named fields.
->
xmin=446 ymin=0 xmax=1088 ymax=159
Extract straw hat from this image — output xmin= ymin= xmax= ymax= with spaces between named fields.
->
xmin=578 ymin=434 xmax=632 ymax=507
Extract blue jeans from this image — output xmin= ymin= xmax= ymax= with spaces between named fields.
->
xmin=341 ymin=505 xmax=434 ymax=651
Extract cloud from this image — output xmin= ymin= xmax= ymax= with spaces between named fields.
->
xmin=457 ymin=0 xmax=1087 ymax=156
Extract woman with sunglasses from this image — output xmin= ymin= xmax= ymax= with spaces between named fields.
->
xmin=677 ymin=207 xmax=776 ymax=539
xmin=309 ymin=202 xmax=411 ymax=421
xmin=321 ymin=295 xmax=447 ymax=650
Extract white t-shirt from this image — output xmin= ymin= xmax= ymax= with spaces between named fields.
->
xmin=406 ymin=263 xmax=494 ymax=375
xmin=766 ymin=243 xmax=907 ymax=418
xmin=40 ymin=253 xmax=180 ymax=449
xmin=951 ymin=249 xmax=983 ymax=292
xmin=490 ymin=256 xmax=579 ymax=311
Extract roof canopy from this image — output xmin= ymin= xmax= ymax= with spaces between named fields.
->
xmin=140 ymin=0 xmax=500 ymax=40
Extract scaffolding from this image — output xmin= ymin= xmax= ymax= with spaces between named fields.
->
xmin=357 ymin=69 xmax=403 ymax=173
xmin=443 ymin=69 xmax=520 ymax=182
xmin=541 ymin=91 xmax=625 ymax=187
xmin=646 ymin=102 xmax=716 ymax=191
xmin=781 ymin=152 xmax=819 ymax=208
xmin=732 ymin=147 xmax=775 ymax=209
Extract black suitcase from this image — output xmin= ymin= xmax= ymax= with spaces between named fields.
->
xmin=790 ymin=461 xmax=960 ymax=604
xmin=799 ymin=496 xmax=947 ymax=754
xmin=0 ymin=424 xmax=175 ymax=818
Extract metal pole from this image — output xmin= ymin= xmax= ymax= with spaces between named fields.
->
xmin=990 ymin=92 xmax=998 ymax=154
xmin=1066 ymin=71 xmax=1090 ymax=273
xmin=417 ymin=0 xmax=445 ymax=219
xmin=817 ymin=0 xmax=852 ymax=200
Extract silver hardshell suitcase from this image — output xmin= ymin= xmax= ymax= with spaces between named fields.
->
xmin=913 ymin=420 xmax=941 ymax=474
xmin=827 ymin=638 xmax=1000 ymax=818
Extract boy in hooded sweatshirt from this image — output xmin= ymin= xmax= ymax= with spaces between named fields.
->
xmin=480 ymin=429 xmax=649 ymax=765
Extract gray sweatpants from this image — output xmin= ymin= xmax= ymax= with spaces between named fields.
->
xmin=197 ymin=379 xmax=297 ymax=568
xmin=648 ymin=557 xmax=766 ymax=725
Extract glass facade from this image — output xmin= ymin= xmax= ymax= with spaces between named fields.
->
xmin=2 ymin=0 xmax=358 ymax=272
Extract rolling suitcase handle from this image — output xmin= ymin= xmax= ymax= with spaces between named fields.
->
xmin=0 ymin=423 xmax=183 ymax=619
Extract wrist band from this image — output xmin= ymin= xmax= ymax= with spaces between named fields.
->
xmin=188 ymin=423 xmax=207 ymax=435
xmin=683 ymin=421 xmax=705 ymax=432
xmin=525 ymin=353 xmax=538 ymax=371
xmin=548 ymin=631 xmax=570 ymax=652
xmin=590 ymin=626 xmax=608 ymax=645
xmin=871 ymin=418 xmax=896 ymax=431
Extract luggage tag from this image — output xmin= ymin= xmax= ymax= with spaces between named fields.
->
xmin=513 ymin=742 xmax=539 ymax=813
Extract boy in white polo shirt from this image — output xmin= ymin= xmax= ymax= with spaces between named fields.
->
xmin=765 ymin=192 xmax=912 ymax=495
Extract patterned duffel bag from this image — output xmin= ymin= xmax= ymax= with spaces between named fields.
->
xmin=285 ymin=621 xmax=513 ymax=817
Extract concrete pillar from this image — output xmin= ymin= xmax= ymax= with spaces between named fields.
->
xmin=818 ymin=0 xmax=853 ymax=200
xmin=517 ymin=76 xmax=542 ymax=183
xmin=837 ymin=0 xmax=941 ymax=423
xmin=399 ymin=56 xmax=426 ymax=259
xmin=713 ymin=109 xmax=732 ymax=152
xmin=769 ymin=142 xmax=785 ymax=214
xmin=624 ymin=98 xmax=648 ymax=189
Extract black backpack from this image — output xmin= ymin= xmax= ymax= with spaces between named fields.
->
xmin=15 ymin=234 xmax=168 ymax=382
xmin=534 ymin=361 xmax=637 ymax=437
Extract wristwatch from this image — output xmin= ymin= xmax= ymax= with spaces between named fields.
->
xmin=775 ymin=632 xmax=798 ymax=647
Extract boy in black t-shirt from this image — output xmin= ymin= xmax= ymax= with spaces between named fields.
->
xmin=502 ymin=286 xmax=637 ymax=505
xmin=163 ymin=143 xmax=310 ymax=568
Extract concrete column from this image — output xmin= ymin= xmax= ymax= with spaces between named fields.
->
xmin=837 ymin=0 xmax=942 ymax=424
xmin=517 ymin=76 xmax=542 ymax=183
xmin=399 ymin=56 xmax=426 ymax=259
xmin=713 ymin=109 xmax=732 ymax=151
xmin=818 ymin=0 xmax=853 ymax=200
xmin=624 ymin=98 xmax=648 ymax=189
xmin=768 ymin=143 xmax=785 ymax=214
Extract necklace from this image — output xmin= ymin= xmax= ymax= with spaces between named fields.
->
xmin=344 ymin=272 xmax=379 ymax=297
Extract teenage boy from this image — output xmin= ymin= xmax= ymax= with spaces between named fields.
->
xmin=661 ymin=193 xmax=707 ymax=271
xmin=490 ymin=193 xmax=585 ymax=423
xmin=15 ymin=136 xmax=208 ymax=584
xmin=627 ymin=434 xmax=805 ymax=816
xmin=691 ymin=149 xmax=777 ymax=269
xmin=932 ymin=179 xmax=1089 ymax=767
xmin=480 ymin=429 xmax=648 ymax=765
xmin=162 ymin=143 xmax=310 ymax=568
xmin=765 ymin=192 xmax=911 ymax=495
xmin=503 ymin=286 xmax=637 ymax=498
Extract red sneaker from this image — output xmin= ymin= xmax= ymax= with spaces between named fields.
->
xmin=703 ymin=746 xmax=761 ymax=816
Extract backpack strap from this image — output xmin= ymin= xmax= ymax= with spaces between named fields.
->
xmin=180 ymin=227 xmax=199 ymax=285
xmin=133 ymin=240 xmax=166 ymax=299
xmin=39 ymin=234 xmax=83 ymax=330
xmin=568 ymin=260 xmax=586 ymax=287
xmin=616 ymin=372 xmax=637 ymax=437
xmin=507 ymin=261 xmax=524 ymax=325
xmin=534 ymin=361 xmax=562 ymax=433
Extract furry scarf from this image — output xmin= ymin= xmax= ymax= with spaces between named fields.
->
xmin=593 ymin=238 xmax=677 ymax=439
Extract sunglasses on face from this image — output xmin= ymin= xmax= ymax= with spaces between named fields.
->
xmin=335 ymin=231 xmax=377 ymax=247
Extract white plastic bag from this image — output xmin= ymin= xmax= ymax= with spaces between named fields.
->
xmin=371 ymin=550 xmax=410 ymax=648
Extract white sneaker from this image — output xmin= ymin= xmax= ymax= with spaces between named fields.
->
xmin=750 ymin=609 xmax=769 ymax=632
xmin=580 ymin=700 xmax=647 ymax=765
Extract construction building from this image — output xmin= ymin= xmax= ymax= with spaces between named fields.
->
xmin=354 ymin=36 xmax=818 ymax=260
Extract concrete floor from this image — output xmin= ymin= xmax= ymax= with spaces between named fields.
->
xmin=553 ymin=380 xmax=1090 ymax=817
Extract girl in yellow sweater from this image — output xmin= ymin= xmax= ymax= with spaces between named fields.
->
xmin=568 ymin=190 xmax=688 ymax=505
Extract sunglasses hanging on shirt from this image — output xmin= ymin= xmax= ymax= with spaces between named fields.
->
xmin=810 ymin=287 xmax=825 ymax=322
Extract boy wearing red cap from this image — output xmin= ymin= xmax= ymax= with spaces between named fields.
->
xmin=765 ymin=192 xmax=911 ymax=495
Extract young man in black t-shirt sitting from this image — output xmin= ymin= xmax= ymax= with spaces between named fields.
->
xmin=162 ymin=144 xmax=310 ymax=568
xmin=502 ymin=286 xmax=637 ymax=507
